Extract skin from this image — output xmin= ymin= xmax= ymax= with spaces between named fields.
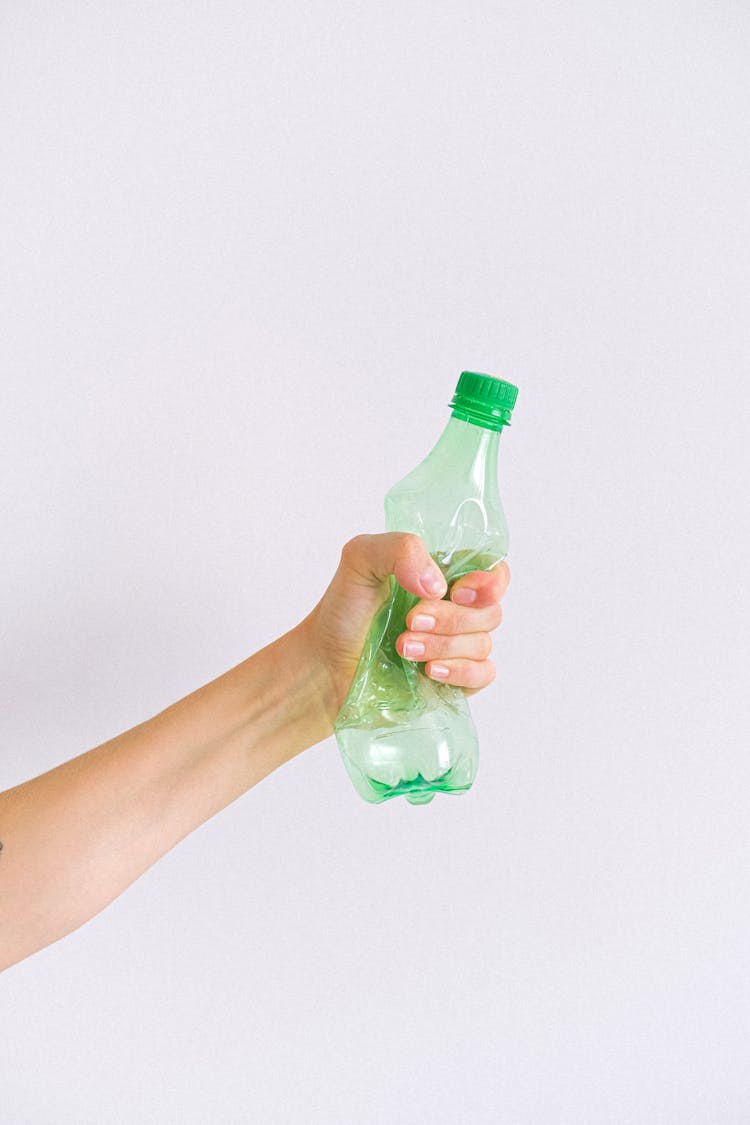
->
xmin=0 ymin=532 xmax=509 ymax=973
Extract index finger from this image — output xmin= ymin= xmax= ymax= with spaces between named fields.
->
xmin=450 ymin=560 xmax=510 ymax=607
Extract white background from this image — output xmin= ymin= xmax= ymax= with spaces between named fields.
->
xmin=1 ymin=3 xmax=749 ymax=1122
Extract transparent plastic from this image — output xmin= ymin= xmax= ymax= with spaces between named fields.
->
xmin=334 ymin=414 xmax=510 ymax=805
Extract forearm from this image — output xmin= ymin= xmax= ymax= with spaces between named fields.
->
xmin=0 ymin=615 xmax=334 ymax=972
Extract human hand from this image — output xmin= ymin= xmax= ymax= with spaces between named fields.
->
xmin=304 ymin=532 xmax=510 ymax=726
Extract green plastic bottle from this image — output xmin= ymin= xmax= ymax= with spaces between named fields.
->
xmin=334 ymin=370 xmax=519 ymax=805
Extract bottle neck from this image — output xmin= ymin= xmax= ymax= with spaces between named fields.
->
xmin=428 ymin=415 xmax=502 ymax=492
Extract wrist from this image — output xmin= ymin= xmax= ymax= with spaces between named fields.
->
xmin=251 ymin=615 xmax=338 ymax=766
xmin=287 ymin=610 xmax=344 ymax=740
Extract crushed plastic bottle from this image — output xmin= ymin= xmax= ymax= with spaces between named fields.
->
xmin=334 ymin=370 xmax=519 ymax=804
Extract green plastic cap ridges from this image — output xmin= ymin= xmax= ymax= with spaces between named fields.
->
xmin=449 ymin=370 xmax=519 ymax=430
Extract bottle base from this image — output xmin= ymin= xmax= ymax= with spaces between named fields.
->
xmin=363 ymin=767 xmax=473 ymax=805
xmin=335 ymin=710 xmax=478 ymax=805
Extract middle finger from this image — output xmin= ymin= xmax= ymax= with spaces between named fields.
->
xmin=405 ymin=599 xmax=502 ymax=636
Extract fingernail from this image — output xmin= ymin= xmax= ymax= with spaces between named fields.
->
xmin=453 ymin=588 xmax=477 ymax=605
xmin=411 ymin=613 xmax=436 ymax=632
xmin=421 ymin=568 xmax=447 ymax=597
xmin=429 ymin=663 xmax=450 ymax=679
xmin=403 ymin=640 xmax=425 ymax=659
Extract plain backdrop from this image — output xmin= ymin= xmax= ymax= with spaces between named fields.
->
xmin=1 ymin=3 xmax=749 ymax=1122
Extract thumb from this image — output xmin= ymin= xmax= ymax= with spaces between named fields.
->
xmin=340 ymin=532 xmax=447 ymax=600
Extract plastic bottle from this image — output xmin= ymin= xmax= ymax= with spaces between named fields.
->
xmin=334 ymin=370 xmax=518 ymax=805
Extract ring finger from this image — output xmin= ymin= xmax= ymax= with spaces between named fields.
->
xmin=424 ymin=658 xmax=496 ymax=691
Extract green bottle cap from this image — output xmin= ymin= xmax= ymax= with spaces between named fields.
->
xmin=449 ymin=370 xmax=519 ymax=430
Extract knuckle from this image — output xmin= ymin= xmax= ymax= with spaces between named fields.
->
xmin=341 ymin=534 xmax=366 ymax=561
xmin=449 ymin=605 xmax=465 ymax=633
xmin=484 ymin=660 xmax=496 ymax=686
xmin=478 ymin=633 xmax=493 ymax=659
xmin=397 ymin=532 xmax=422 ymax=554
xmin=488 ymin=563 xmax=509 ymax=603
xmin=486 ymin=567 xmax=502 ymax=591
